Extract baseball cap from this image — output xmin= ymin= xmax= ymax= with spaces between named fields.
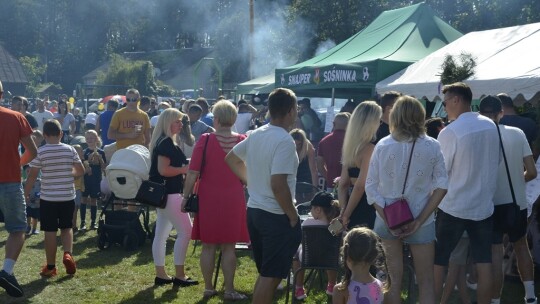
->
xmin=309 ymin=191 xmax=334 ymax=208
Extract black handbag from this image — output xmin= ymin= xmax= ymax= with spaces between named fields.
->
xmin=184 ymin=135 xmax=209 ymax=213
xmin=136 ymin=180 xmax=167 ymax=208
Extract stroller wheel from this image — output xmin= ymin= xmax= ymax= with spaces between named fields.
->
xmin=98 ymin=231 xmax=110 ymax=250
xmin=123 ymin=231 xmax=139 ymax=251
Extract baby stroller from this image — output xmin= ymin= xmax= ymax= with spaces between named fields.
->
xmin=98 ymin=144 xmax=152 ymax=251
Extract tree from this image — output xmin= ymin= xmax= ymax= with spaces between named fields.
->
xmin=439 ymin=53 xmax=476 ymax=85
xmin=19 ymin=56 xmax=48 ymax=97
xmin=94 ymin=55 xmax=176 ymax=97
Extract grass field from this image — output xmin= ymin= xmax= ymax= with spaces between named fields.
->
xmin=0 ymin=210 xmax=538 ymax=303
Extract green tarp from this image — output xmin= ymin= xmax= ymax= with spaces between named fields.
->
xmin=236 ymin=74 xmax=275 ymax=95
xmin=275 ymin=2 xmax=462 ymax=99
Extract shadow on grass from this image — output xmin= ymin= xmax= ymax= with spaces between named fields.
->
xmin=115 ymin=285 xmax=181 ymax=304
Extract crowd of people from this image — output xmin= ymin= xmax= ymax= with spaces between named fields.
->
xmin=0 ymin=80 xmax=539 ymax=304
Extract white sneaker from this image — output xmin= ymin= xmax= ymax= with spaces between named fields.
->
xmin=466 ymin=274 xmax=477 ymax=290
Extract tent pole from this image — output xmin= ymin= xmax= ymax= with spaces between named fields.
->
xmin=331 ymin=88 xmax=335 ymax=107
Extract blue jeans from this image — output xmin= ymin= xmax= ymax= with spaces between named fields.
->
xmin=0 ymin=183 xmax=27 ymax=232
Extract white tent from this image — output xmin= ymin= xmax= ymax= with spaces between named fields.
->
xmin=376 ymin=22 xmax=540 ymax=102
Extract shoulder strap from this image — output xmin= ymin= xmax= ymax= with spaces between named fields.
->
xmin=401 ymin=140 xmax=416 ymax=196
xmin=199 ymin=134 xmax=210 ymax=178
xmin=496 ymin=124 xmax=517 ymax=204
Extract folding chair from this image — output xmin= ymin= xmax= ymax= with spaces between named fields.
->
xmin=285 ymin=225 xmax=341 ymax=304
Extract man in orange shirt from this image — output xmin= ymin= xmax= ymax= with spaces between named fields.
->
xmin=107 ymin=88 xmax=151 ymax=149
xmin=0 ymin=81 xmax=38 ymax=297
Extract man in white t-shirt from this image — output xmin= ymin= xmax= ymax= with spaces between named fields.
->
xmin=226 ymin=88 xmax=301 ymax=304
xmin=32 ymin=99 xmax=54 ymax=132
xmin=479 ymin=95 xmax=537 ymax=304
xmin=433 ymin=82 xmax=500 ymax=304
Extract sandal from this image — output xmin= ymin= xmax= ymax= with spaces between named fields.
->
xmin=203 ymin=289 xmax=218 ymax=298
xmin=224 ymin=291 xmax=248 ymax=301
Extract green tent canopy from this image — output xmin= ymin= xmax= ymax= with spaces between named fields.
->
xmin=275 ymin=2 xmax=462 ymax=99
xmin=236 ymin=74 xmax=275 ymax=95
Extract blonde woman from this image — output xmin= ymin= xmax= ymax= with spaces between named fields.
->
xmin=365 ymin=96 xmax=448 ymax=303
xmin=290 ymin=129 xmax=318 ymax=187
xmin=183 ymin=100 xmax=249 ymax=300
xmin=149 ymin=108 xmax=198 ymax=287
xmin=338 ymin=101 xmax=381 ymax=230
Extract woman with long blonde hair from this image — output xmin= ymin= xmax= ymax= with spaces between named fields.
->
xmin=290 ymin=128 xmax=318 ymax=187
xmin=149 ymin=108 xmax=198 ymax=287
xmin=338 ymin=101 xmax=382 ymax=230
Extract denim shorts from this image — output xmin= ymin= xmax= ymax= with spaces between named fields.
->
xmin=74 ymin=190 xmax=82 ymax=207
xmin=373 ymin=216 xmax=435 ymax=244
xmin=0 ymin=183 xmax=28 ymax=233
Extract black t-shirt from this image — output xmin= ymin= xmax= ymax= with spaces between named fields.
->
xmin=25 ymin=113 xmax=38 ymax=129
xmin=374 ymin=121 xmax=390 ymax=144
xmin=500 ymin=115 xmax=538 ymax=146
xmin=84 ymin=148 xmax=106 ymax=177
xmin=149 ymin=137 xmax=188 ymax=194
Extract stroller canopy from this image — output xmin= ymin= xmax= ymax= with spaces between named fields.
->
xmin=106 ymin=145 xmax=151 ymax=199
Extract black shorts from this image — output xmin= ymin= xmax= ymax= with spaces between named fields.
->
xmin=40 ymin=199 xmax=75 ymax=232
xmin=434 ymin=209 xmax=493 ymax=266
xmin=83 ymin=172 xmax=101 ymax=198
xmin=247 ymin=207 xmax=302 ymax=279
xmin=26 ymin=206 xmax=40 ymax=220
xmin=492 ymin=205 xmax=528 ymax=244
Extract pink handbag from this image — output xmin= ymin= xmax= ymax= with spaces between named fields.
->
xmin=383 ymin=140 xmax=416 ymax=230
xmin=384 ymin=198 xmax=414 ymax=230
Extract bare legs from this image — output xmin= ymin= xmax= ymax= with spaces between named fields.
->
xmin=200 ymin=243 xmax=238 ymax=292
xmin=44 ymin=228 xmax=73 ymax=265
xmin=252 ymin=276 xmax=281 ymax=304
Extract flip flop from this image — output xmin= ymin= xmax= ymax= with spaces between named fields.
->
xmin=224 ymin=291 xmax=248 ymax=301
xmin=203 ymin=289 xmax=217 ymax=298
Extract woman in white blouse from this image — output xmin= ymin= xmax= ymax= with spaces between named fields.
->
xmin=365 ymin=96 xmax=448 ymax=303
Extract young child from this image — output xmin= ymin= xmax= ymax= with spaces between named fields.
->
xmin=24 ymin=131 xmax=44 ymax=235
xmin=293 ymin=191 xmax=340 ymax=300
xmin=72 ymin=144 xmax=86 ymax=234
xmin=80 ymin=130 xmax=106 ymax=230
xmin=24 ymin=119 xmax=85 ymax=277
xmin=332 ymin=227 xmax=389 ymax=304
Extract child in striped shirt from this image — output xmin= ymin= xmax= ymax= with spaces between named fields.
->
xmin=24 ymin=119 xmax=85 ymax=278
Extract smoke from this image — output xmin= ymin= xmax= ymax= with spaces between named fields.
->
xmin=248 ymin=1 xmax=313 ymax=78
xmin=315 ymin=40 xmax=336 ymax=56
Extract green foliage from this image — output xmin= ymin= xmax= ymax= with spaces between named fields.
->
xmin=439 ymin=53 xmax=477 ymax=85
xmin=19 ymin=56 xmax=49 ymax=97
xmin=95 ymin=55 xmax=157 ymax=96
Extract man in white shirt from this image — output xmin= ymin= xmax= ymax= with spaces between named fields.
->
xmin=479 ymin=95 xmax=537 ymax=304
xmin=225 ymin=88 xmax=301 ymax=304
xmin=32 ymin=99 xmax=54 ymax=132
xmin=434 ymin=82 xmax=500 ymax=304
